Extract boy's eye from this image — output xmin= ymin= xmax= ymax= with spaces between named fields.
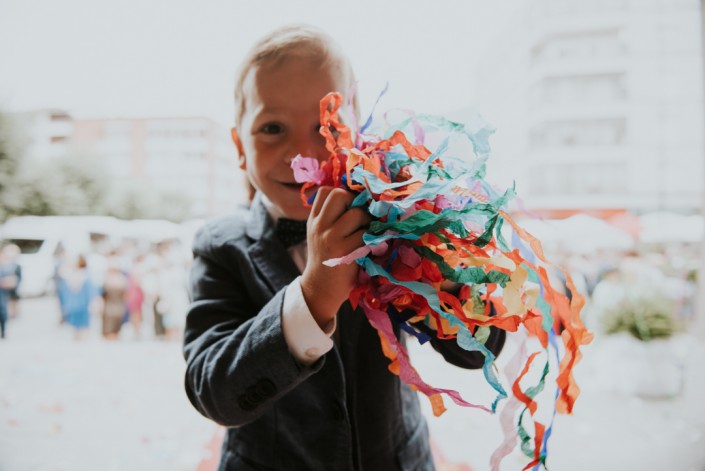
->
xmin=261 ymin=123 xmax=283 ymax=135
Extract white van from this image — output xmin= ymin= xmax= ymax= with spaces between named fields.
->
xmin=0 ymin=216 xmax=113 ymax=297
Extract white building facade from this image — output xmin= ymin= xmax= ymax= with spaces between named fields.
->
xmin=474 ymin=0 xmax=704 ymax=216
xmin=10 ymin=109 xmax=74 ymax=163
xmin=10 ymin=110 xmax=247 ymax=219
xmin=71 ymin=116 xmax=246 ymax=218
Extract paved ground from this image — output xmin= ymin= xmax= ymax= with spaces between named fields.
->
xmin=1 ymin=296 xmax=704 ymax=471
xmin=0 ymin=296 xmax=215 ymax=471
xmin=409 ymin=330 xmax=705 ymax=470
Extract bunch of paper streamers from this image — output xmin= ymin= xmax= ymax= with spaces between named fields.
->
xmin=292 ymin=92 xmax=593 ymax=470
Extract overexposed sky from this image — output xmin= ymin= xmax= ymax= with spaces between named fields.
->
xmin=0 ymin=0 xmax=524 ymax=127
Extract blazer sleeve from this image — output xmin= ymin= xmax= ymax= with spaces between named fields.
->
xmin=183 ymin=223 xmax=324 ymax=427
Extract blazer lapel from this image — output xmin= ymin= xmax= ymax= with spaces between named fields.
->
xmin=246 ymin=195 xmax=348 ymax=399
xmin=245 ymin=195 xmax=301 ymax=295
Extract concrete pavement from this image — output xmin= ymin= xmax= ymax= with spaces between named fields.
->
xmin=2 ymin=296 xmax=705 ymax=470
xmin=409 ymin=331 xmax=705 ymax=470
xmin=0 ymin=296 xmax=216 ymax=471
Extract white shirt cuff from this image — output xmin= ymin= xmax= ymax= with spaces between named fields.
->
xmin=282 ymin=277 xmax=336 ymax=365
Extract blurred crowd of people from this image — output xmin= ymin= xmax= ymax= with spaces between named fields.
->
xmin=24 ymin=240 xmax=191 ymax=342
xmin=55 ymin=240 xmax=190 ymax=341
xmin=51 ymin=240 xmax=189 ymax=341
xmin=1 ymin=232 xmax=700 ymax=344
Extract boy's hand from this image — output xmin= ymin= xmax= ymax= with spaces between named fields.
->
xmin=300 ymin=186 xmax=370 ymax=329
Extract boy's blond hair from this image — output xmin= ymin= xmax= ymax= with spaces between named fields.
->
xmin=233 ymin=24 xmax=357 ymax=127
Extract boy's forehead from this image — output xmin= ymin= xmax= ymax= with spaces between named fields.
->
xmin=241 ymin=56 xmax=349 ymax=112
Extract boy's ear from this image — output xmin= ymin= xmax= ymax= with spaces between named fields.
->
xmin=231 ymin=127 xmax=246 ymax=170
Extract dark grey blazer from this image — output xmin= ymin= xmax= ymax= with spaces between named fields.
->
xmin=183 ymin=196 xmax=506 ymax=471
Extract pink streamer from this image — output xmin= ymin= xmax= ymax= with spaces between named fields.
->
xmin=291 ymin=155 xmax=326 ymax=185
xmin=398 ymin=244 xmax=421 ymax=267
xmin=490 ymin=334 xmax=529 ymax=471
xmin=323 ymin=242 xmax=389 ymax=267
xmin=362 ymin=302 xmax=492 ymax=413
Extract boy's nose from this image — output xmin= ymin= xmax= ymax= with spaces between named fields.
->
xmin=291 ymin=131 xmax=328 ymax=161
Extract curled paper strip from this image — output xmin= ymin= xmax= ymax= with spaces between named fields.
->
xmin=292 ymin=92 xmax=593 ymax=469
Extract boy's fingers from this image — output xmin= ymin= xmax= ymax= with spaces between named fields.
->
xmin=336 ymin=207 xmax=371 ymax=238
xmin=345 ymin=228 xmax=368 ymax=248
xmin=310 ymin=186 xmax=334 ymax=219
xmin=318 ymin=188 xmax=355 ymax=227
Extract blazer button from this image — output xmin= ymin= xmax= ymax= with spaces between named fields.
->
xmin=238 ymin=395 xmax=256 ymax=411
xmin=255 ymin=379 xmax=276 ymax=399
xmin=245 ymin=387 xmax=261 ymax=404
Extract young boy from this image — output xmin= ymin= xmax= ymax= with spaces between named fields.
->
xmin=183 ymin=25 xmax=506 ymax=471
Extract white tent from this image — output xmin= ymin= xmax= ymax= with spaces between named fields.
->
xmin=510 ymin=214 xmax=635 ymax=254
xmin=638 ymin=212 xmax=704 ymax=243
xmin=118 ymin=219 xmax=184 ymax=243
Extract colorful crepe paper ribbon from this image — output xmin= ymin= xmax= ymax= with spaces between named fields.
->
xmin=292 ymin=92 xmax=593 ymax=470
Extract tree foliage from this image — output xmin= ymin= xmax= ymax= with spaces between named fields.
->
xmin=0 ymin=111 xmax=192 ymax=222
xmin=14 ymin=153 xmax=108 ymax=216
xmin=0 ymin=112 xmax=22 ymax=220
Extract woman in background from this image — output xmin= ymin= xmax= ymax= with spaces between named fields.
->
xmin=61 ymin=255 xmax=98 ymax=340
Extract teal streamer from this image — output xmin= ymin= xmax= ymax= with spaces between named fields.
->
xmin=383 ymin=113 xmax=495 ymax=159
xmin=360 ymin=257 xmax=507 ymax=410
xmin=536 ymin=297 xmax=554 ymax=337
xmin=363 ymin=231 xmax=420 ymax=245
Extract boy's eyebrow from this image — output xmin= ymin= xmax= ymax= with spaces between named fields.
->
xmin=258 ymin=106 xmax=287 ymax=114
xmin=253 ymin=105 xmax=318 ymax=119
xmin=249 ymin=106 xmax=290 ymax=118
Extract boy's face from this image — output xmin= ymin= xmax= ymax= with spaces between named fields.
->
xmin=233 ymin=56 xmax=348 ymax=221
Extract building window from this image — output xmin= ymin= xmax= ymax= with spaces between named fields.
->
xmin=532 ymin=30 xmax=625 ymax=63
xmin=531 ymin=118 xmax=626 ymax=148
xmin=539 ymin=74 xmax=626 ymax=104
xmin=529 ymin=161 xmax=627 ymax=195
xmin=50 ymin=112 xmax=71 ymax=122
xmin=541 ymin=0 xmax=628 ymax=16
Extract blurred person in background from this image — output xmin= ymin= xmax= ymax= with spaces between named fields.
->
xmin=54 ymin=246 xmax=70 ymax=324
xmin=2 ymin=244 xmax=21 ymax=319
xmin=0 ymin=244 xmax=20 ymax=339
xmin=139 ymin=250 xmax=162 ymax=339
xmin=101 ymin=256 xmax=128 ymax=340
xmin=86 ymin=244 xmax=109 ymax=293
xmin=60 ymin=255 xmax=99 ymax=340
xmin=125 ymin=254 xmax=147 ymax=340
xmin=150 ymin=257 xmax=167 ymax=339
xmin=154 ymin=242 xmax=189 ymax=341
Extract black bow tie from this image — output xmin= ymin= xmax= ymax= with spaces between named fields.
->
xmin=275 ymin=218 xmax=308 ymax=247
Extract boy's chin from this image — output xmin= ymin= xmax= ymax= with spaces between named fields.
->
xmin=280 ymin=205 xmax=311 ymax=221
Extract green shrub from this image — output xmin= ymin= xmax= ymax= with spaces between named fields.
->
xmin=602 ymin=294 xmax=678 ymax=341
